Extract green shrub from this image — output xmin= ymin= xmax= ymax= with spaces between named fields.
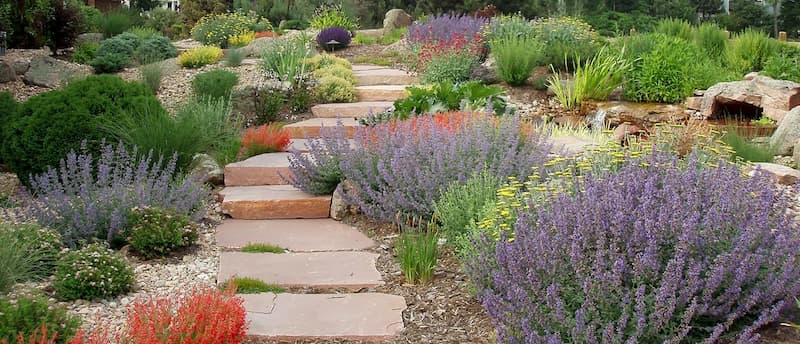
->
xmin=139 ymin=62 xmax=164 ymax=94
xmin=223 ymin=277 xmax=285 ymax=294
xmin=53 ymin=243 xmax=134 ymax=300
xmin=100 ymin=9 xmax=138 ymax=38
xmin=305 ymin=53 xmax=351 ymax=71
xmin=225 ymin=48 xmax=244 ymax=67
xmin=280 ymin=19 xmax=308 ymax=30
xmin=0 ymin=75 xmax=161 ymax=184
xmin=135 ymin=35 xmax=178 ymax=64
xmin=694 ymin=22 xmax=728 ymax=62
xmin=313 ymin=64 xmax=357 ymax=86
xmin=491 ymin=35 xmax=544 ymax=86
xmin=178 ymin=45 xmax=223 ymax=68
xmin=309 ymin=2 xmax=359 ymax=31
xmin=145 ymin=8 xmax=184 ymax=38
xmin=80 ymin=5 xmax=103 ymax=32
xmin=192 ymin=70 xmax=239 ymax=102
xmin=763 ymin=51 xmax=800 ymax=83
xmin=532 ymin=17 xmax=600 ymax=70
xmin=0 ymin=223 xmax=63 ymax=284
xmin=549 ymin=47 xmax=631 ymax=109
xmin=128 ymin=207 xmax=198 ymax=259
xmin=71 ymin=41 xmax=98 ymax=64
xmin=314 ymin=76 xmax=356 ymax=103
xmin=487 ymin=14 xmax=535 ymax=42
xmin=353 ymin=33 xmax=376 ymax=45
xmin=419 ymin=49 xmax=478 ymax=84
xmin=691 ymin=59 xmax=739 ymax=89
xmin=619 ymin=32 xmax=660 ymax=61
xmin=625 ymin=37 xmax=696 ymax=103
xmin=91 ymin=32 xmax=142 ymax=73
xmin=126 ymin=26 xmax=160 ymax=40
xmin=191 ymin=11 xmax=260 ymax=47
xmin=582 ymin=11 xmax=656 ymax=37
xmin=654 ymin=18 xmax=695 ymax=41
xmin=0 ymin=295 xmax=81 ymax=344
xmin=261 ymin=36 xmax=312 ymax=85
xmin=379 ymin=28 xmax=406 ymax=45
xmin=396 ymin=224 xmax=438 ymax=284
xmin=433 ymin=170 xmax=502 ymax=251
xmin=727 ymin=28 xmax=779 ymax=73
xmin=722 ymin=129 xmax=775 ymax=162
xmin=0 ymin=92 xmax=17 ymax=152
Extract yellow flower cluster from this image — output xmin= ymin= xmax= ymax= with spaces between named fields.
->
xmin=178 ymin=46 xmax=224 ymax=68
xmin=228 ymin=31 xmax=256 ymax=47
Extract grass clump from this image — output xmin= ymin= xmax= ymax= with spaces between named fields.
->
xmin=353 ymin=33 xmax=376 ymax=45
xmin=654 ymin=18 xmax=695 ymax=41
xmin=727 ymin=28 xmax=779 ymax=73
xmin=224 ymin=277 xmax=286 ymax=294
xmin=396 ymin=223 xmax=438 ymax=285
xmin=490 ymin=35 xmax=543 ymax=86
xmin=548 ymin=47 xmax=630 ymax=109
xmin=694 ymin=22 xmax=728 ymax=62
xmin=192 ymin=70 xmax=239 ymax=102
xmin=240 ymin=243 xmax=286 ymax=253
xmin=721 ymin=129 xmax=775 ymax=162
xmin=379 ymin=28 xmax=406 ymax=45
xmin=225 ymin=48 xmax=244 ymax=67
xmin=139 ymin=62 xmax=164 ymax=94
xmin=0 ymin=223 xmax=63 ymax=293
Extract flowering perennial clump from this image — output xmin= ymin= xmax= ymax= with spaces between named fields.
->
xmin=466 ymin=150 xmax=800 ymax=343
xmin=53 ymin=243 xmax=134 ymax=301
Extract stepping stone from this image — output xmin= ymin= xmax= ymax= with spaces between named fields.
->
xmin=219 ymin=185 xmax=331 ymax=220
xmin=219 ymin=252 xmax=383 ymax=289
xmin=352 ymin=64 xmax=390 ymax=72
xmin=311 ymin=101 xmax=393 ymax=118
xmin=284 ymin=118 xmax=361 ymax=139
xmin=354 ymin=68 xmax=416 ymax=86
xmin=355 ymin=85 xmax=408 ymax=102
xmin=243 ymin=293 xmax=406 ymax=341
xmin=216 ymin=219 xmax=375 ymax=252
xmin=224 ymin=152 xmax=291 ymax=187
xmin=287 ymin=139 xmax=357 ymax=152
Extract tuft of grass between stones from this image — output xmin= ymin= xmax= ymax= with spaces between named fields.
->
xmin=224 ymin=277 xmax=286 ymax=294
xmin=240 ymin=243 xmax=286 ymax=253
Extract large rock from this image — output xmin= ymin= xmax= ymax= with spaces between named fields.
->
xmin=75 ymin=33 xmax=104 ymax=45
xmin=330 ymin=180 xmax=358 ymax=221
xmin=697 ymin=76 xmax=800 ymax=122
xmin=581 ymin=101 xmax=688 ymax=127
xmin=11 ymin=60 xmax=30 ymax=75
xmin=239 ymin=37 xmax=275 ymax=57
xmin=189 ymin=153 xmax=224 ymax=186
xmin=770 ymin=106 xmax=800 ymax=155
xmin=750 ymin=162 xmax=800 ymax=185
xmin=381 ymin=39 xmax=409 ymax=55
xmin=23 ymin=56 xmax=91 ymax=88
xmin=383 ymin=9 xmax=413 ymax=33
xmin=0 ymin=61 xmax=16 ymax=83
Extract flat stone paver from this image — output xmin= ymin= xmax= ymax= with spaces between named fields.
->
xmin=219 ymin=252 xmax=383 ymax=289
xmin=352 ymin=64 xmax=390 ymax=72
xmin=354 ymin=68 xmax=417 ymax=86
xmin=284 ymin=118 xmax=361 ymax=139
xmin=224 ymin=152 xmax=291 ymax=186
xmin=216 ymin=219 xmax=375 ymax=252
xmin=287 ymin=139 xmax=356 ymax=152
xmin=311 ymin=101 xmax=394 ymax=118
xmin=243 ymin=293 xmax=406 ymax=341
xmin=355 ymin=85 xmax=409 ymax=102
xmin=219 ymin=185 xmax=331 ymax=219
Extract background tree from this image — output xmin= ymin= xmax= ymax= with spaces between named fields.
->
xmin=181 ymin=0 xmax=230 ymax=27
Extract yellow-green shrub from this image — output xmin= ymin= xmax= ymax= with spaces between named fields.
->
xmin=305 ymin=53 xmax=351 ymax=70
xmin=314 ymin=64 xmax=357 ymax=86
xmin=178 ymin=46 xmax=223 ymax=68
xmin=228 ymin=31 xmax=255 ymax=47
xmin=314 ymin=75 xmax=356 ymax=103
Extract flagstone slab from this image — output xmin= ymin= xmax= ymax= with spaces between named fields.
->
xmin=311 ymin=101 xmax=394 ymax=118
xmin=243 ymin=293 xmax=406 ymax=341
xmin=354 ymin=68 xmax=417 ymax=86
xmin=355 ymin=85 xmax=408 ymax=102
xmin=216 ymin=219 xmax=375 ymax=252
xmin=219 ymin=185 xmax=331 ymax=219
xmin=284 ymin=118 xmax=361 ymax=139
xmin=219 ymin=251 xmax=383 ymax=289
xmin=224 ymin=152 xmax=291 ymax=186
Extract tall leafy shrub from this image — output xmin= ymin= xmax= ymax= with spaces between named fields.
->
xmin=654 ymin=17 xmax=695 ymax=41
xmin=531 ymin=17 xmax=600 ymax=71
xmin=190 ymin=11 xmax=260 ymax=47
xmin=694 ymin=22 xmax=728 ymax=62
xmin=308 ymin=1 xmax=359 ymax=31
xmin=727 ymin=28 xmax=779 ymax=73
xmin=27 ymin=142 xmax=208 ymax=248
xmin=624 ymin=37 xmax=696 ymax=103
xmin=490 ymin=35 xmax=544 ymax=86
xmin=466 ymin=151 xmax=800 ymax=343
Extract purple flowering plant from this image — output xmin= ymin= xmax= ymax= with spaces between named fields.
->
xmin=466 ymin=150 xmax=800 ymax=343
xmin=406 ymin=14 xmax=488 ymax=47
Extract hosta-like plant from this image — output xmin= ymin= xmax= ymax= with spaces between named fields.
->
xmin=466 ymin=150 xmax=800 ymax=343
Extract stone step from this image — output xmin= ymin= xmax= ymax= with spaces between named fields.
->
xmin=219 ymin=252 xmax=383 ymax=290
xmin=284 ymin=118 xmax=361 ymax=139
xmin=352 ymin=64 xmax=391 ymax=72
xmin=355 ymin=85 xmax=408 ymax=102
xmin=311 ymin=101 xmax=394 ymax=118
xmin=354 ymin=68 xmax=416 ymax=86
xmin=243 ymin=293 xmax=406 ymax=341
xmin=216 ymin=219 xmax=375 ymax=252
xmin=219 ymin=185 xmax=331 ymax=220
xmin=224 ymin=152 xmax=291 ymax=187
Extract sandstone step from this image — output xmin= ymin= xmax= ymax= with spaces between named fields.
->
xmin=224 ymin=152 xmax=291 ymax=186
xmin=287 ymin=139 xmax=357 ymax=152
xmin=284 ymin=118 xmax=361 ymax=139
xmin=219 ymin=185 xmax=330 ymax=220
xmin=219 ymin=251 xmax=383 ymax=289
xmin=243 ymin=293 xmax=406 ymax=341
xmin=352 ymin=64 xmax=390 ymax=72
xmin=355 ymin=85 xmax=408 ymax=102
xmin=216 ymin=219 xmax=375 ymax=252
xmin=355 ymin=68 xmax=416 ymax=86
xmin=311 ymin=102 xmax=394 ymax=118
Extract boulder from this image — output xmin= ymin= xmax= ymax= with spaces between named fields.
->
xmin=685 ymin=96 xmax=703 ymax=110
xmin=383 ymin=9 xmax=413 ymax=33
xmin=330 ymin=180 xmax=357 ymax=220
xmin=750 ymin=162 xmax=800 ymax=185
xmin=0 ymin=61 xmax=16 ymax=83
xmin=239 ymin=37 xmax=275 ymax=57
xmin=23 ymin=56 xmax=91 ymax=88
xmin=12 ymin=59 xmax=30 ymax=75
xmin=770 ymin=106 xmax=800 ymax=155
xmin=697 ymin=76 xmax=800 ymax=122
xmin=75 ymin=33 xmax=104 ymax=45
xmin=613 ymin=123 xmax=644 ymax=143
xmin=581 ymin=101 xmax=687 ymax=127
xmin=381 ymin=39 xmax=409 ymax=55
xmin=189 ymin=153 xmax=224 ymax=186
xmin=470 ymin=63 xmax=496 ymax=84
xmin=794 ymin=139 xmax=800 ymax=169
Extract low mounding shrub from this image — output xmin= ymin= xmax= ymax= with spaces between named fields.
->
xmin=309 ymin=2 xmax=359 ymax=31
xmin=490 ymin=35 xmax=544 ymax=86
xmin=228 ymin=31 xmax=255 ymax=47
xmin=225 ymin=48 xmax=244 ymax=67
xmin=0 ymin=75 xmax=162 ymax=183
xmin=178 ymin=46 xmax=223 ymax=68
xmin=465 ymin=151 xmax=800 ymax=343
xmin=415 ymin=32 xmax=483 ymax=84
xmin=134 ymin=35 xmax=178 ymax=64
xmin=192 ymin=70 xmax=239 ymax=101
xmin=71 ymin=42 xmax=98 ymax=64
xmin=313 ymin=64 xmax=357 ymax=86
xmin=27 ymin=142 xmax=208 ymax=247
xmin=128 ymin=207 xmax=198 ymax=259
xmin=90 ymin=32 xmax=142 ymax=73
xmin=531 ymin=17 xmax=600 ymax=71
xmin=53 ymin=243 xmax=135 ymax=300
xmin=727 ymin=28 xmax=779 ymax=73
xmin=314 ymin=76 xmax=356 ymax=103
xmin=190 ymin=11 xmax=260 ymax=47
xmin=241 ymin=123 xmax=291 ymax=157
xmin=0 ymin=295 xmax=81 ymax=344
xmin=305 ymin=53 xmax=351 ymax=70
xmin=316 ymin=27 xmax=352 ymax=50
xmin=433 ymin=170 xmax=502 ymax=251
xmin=305 ymin=113 xmax=551 ymax=222
xmin=118 ymin=284 xmax=246 ymax=343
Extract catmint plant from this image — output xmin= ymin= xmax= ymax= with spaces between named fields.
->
xmin=27 ymin=142 xmax=208 ymax=248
